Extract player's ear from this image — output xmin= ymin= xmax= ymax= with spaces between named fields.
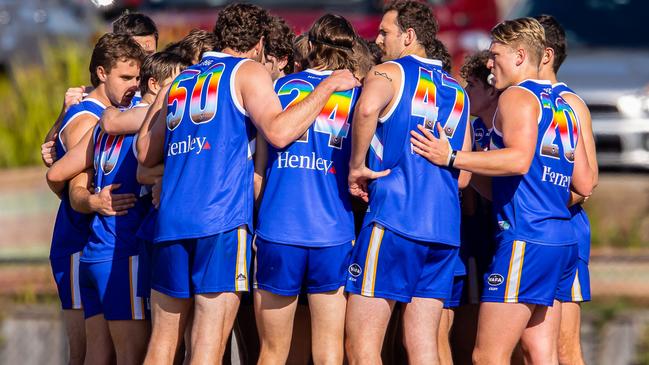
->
xmin=277 ymin=56 xmax=288 ymax=72
xmin=403 ymin=27 xmax=416 ymax=47
xmin=96 ymin=66 xmax=108 ymax=83
xmin=515 ymin=47 xmax=525 ymax=67
xmin=542 ymin=47 xmax=554 ymax=67
xmin=148 ymin=77 xmax=160 ymax=94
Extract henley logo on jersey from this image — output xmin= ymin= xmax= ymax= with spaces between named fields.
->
xmin=541 ymin=166 xmax=571 ymax=190
xmin=348 ymin=263 xmax=362 ymax=278
xmin=276 ymin=151 xmax=336 ymax=175
xmin=487 ymin=273 xmax=504 ymax=287
xmin=167 ymin=134 xmax=211 ymax=157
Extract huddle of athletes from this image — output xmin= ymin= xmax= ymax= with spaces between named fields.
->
xmin=41 ymin=1 xmax=597 ymax=364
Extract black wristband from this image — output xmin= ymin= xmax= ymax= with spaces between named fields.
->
xmin=448 ymin=150 xmax=457 ymax=168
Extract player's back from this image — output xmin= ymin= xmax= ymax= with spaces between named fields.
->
xmin=554 ymin=82 xmax=591 ymax=262
xmin=491 ymin=80 xmax=579 ymax=245
xmin=155 ymin=51 xmax=255 ymax=243
xmin=51 ymin=98 xmax=106 ymax=259
xmin=256 ymin=69 xmax=359 ymax=246
xmin=365 ymin=55 xmax=469 ymax=246
xmin=82 ymin=125 xmax=146 ymax=262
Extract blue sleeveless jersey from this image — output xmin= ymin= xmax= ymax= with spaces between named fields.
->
xmin=471 ymin=117 xmax=492 ymax=152
xmin=490 ymin=80 xmax=580 ymax=246
xmin=255 ymin=69 xmax=358 ymax=247
xmin=554 ymin=82 xmax=591 ymax=261
xmin=81 ymin=126 xmax=146 ymax=262
xmin=155 ymin=52 xmax=255 ymax=243
xmin=50 ymin=98 xmax=106 ymax=259
xmin=364 ymin=55 xmax=469 ymax=246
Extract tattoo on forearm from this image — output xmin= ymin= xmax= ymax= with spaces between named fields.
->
xmin=374 ymin=71 xmax=392 ymax=82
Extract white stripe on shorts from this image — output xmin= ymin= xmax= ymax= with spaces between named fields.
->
xmin=70 ymin=251 xmax=82 ymax=309
xmin=505 ymin=241 xmax=525 ymax=303
xmin=130 ymin=256 xmax=144 ymax=320
xmin=571 ymin=269 xmax=583 ymax=302
xmin=235 ymin=227 xmax=248 ymax=291
xmin=361 ymin=224 xmax=385 ymax=297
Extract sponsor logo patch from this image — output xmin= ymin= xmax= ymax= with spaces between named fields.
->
xmin=348 ymin=263 xmax=362 ymax=278
xmin=487 ymin=273 xmax=504 ymax=286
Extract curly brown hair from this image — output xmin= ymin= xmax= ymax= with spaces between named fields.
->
xmin=169 ymin=29 xmax=217 ymax=64
xmin=265 ymin=16 xmax=296 ymax=74
xmin=213 ymin=3 xmax=270 ymax=54
xmin=534 ymin=14 xmax=567 ymax=73
xmin=89 ymin=33 xmax=146 ymax=87
xmin=428 ymin=38 xmax=451 ymax=73
xmin=460 ymin=50 xmax=491 ymax=85
xmin=384 ymin=0 xmax=439 ymax=59
xmin=293 ymin=34 xmax=310 ymax=72
xmin=307 ymin=14 xmax=359 ymax=73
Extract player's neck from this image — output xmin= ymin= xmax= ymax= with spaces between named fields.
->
xmin=86 ymin=84 xmax=112 ymax=107
xmin=221 ymin=47 xmax=255 ymax=60
xmin=479 ymin=104 xmax=497 ymax=129
xmin=142 ymin=92 xmax=156 ymax=105
xmin=399 ymin=43 xmax=427 ymax=60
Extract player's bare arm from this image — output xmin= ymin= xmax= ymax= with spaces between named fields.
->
xmin=254 ymin=135 xmax=268 ymax=205
xmin=69 ymin=169 xmax=136 ymax=216
xmin=43 ymin=86 xmax=86 ymax=144
xmin=46 ymin=128 xmax=95 ymax=196
xmin=569 ymin=130 xmax=594 ymax=198
xmin=239 ymin=61 xmax=360 ymax=149
xmin=563 ymin=93 xmax=598 ymax=205
xmin=137 ymin=84 xmax=169 ymax=167
xmin=411 ymin=87 xmax=538 ymax=176
xmin=136 ymin=163 xmax=164 ymax=185
xmin=348 ymin=63 xmax=397 ymax=202
xmin=100 ymin=105 xmax=149 ymax=135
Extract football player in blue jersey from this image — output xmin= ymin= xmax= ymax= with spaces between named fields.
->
xmin=46 ymin=33 xmax=147 ymax=365
xmin=535 ymin=15 xmax=598 ymax=365
xmin=410 ymin=18 xmax=595 ymax=364
xmin=253 ymin=14 xmax=369 ymax=365
xmin=345 ymin=1 xmax=472 ymax=363
xmin=135 ymin=4 xmax=359 ymax=364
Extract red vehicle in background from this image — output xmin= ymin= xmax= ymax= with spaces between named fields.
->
xmin=123 ymin=0 xmax=498 ymax=75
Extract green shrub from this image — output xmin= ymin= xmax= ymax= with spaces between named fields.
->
xmin=0 ymin=40 xmax=91 ymax=167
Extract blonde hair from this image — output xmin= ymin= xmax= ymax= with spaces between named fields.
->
xmin=491 ymin=17 xmax=546 ymax=66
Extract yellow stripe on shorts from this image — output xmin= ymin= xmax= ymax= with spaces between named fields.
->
xmin=504 ymin=241 xmax=525 ymax=303
xmin=571 ymin=269 xmax=583 ymax=302
xmin=361 ymin=224 xmax=385 ymax=297
xmin=235 ymin=227 xmax=248 ymax=292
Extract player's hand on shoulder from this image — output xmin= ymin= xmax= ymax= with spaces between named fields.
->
xmin=323 ymin=69 xmax=361 ymax=92
xmin=410 ymin=123 xmax=451 ymax=166
xmin=348 ymin=165 xmax=390 ymax=203
xmin=95 ymin=183 xmax=137 ymax=216
xmin=41 ymin=140 xmax=57 ymax=167
xmin=63 ymin=86 xmax=87 ymax=112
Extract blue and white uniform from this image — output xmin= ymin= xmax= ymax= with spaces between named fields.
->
xmin=553 ymin=82 xmax=591 ymax=302
xmin=345 ymin=55 xmax=469 ymax=303
xmin=50 ymin=98 xmax=105 ymax=311
xmin=483 ymin=80 xmax=580 ymax=306
xmin=152 ymin=52 xmax=254 ymax=298
xmin=79 ymin=125 xmax=149 ymax=320
xmin=254 ymin=69 xmax=358 ymax=295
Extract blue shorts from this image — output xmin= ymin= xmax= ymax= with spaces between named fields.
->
xmin=80 ymin=255 xmax=149 ymax=320
xmin=151 ymin=226 xmax=251 ymax=298
xmin=50 ymin=251 xmax=83 ymax=310
xmin=345 ymin=224 xmax=458 ymax=303
xmin=253 ymin=236 xmax=352 ymax=296
xmin=137 ymin=239 xmax=153 ymax=298
xmin=556 ymin=258 xmax=591 ymax=302
xmin=444 ymin=275 xmax=466 ymax=309
xmin=482 ymin=240 xmax=577 ymax=306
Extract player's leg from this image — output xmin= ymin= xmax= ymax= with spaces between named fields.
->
xmin=189 ymin=227 xmax=251 ymax=364
xmin=345 ymin=294 xmax=395 ymax=365
xmin=519 ymin=302 xmax=561 ymax=365
xmin=255 ymin=290 xmax=299 ymax=364
xmin=473 ymin=302 xmax=534 ymax=365
xmin=558 ymin=302 xmax=585 ymax=365
xmin=437 ymin=308 xmax=454 ymax=365
xmin=190 ymin=292 xmax=241 ymax=364
xmin=305 ymin=242 xmax=351 ymax=365
xmin=403 ymin=242 xmax=457 ymax=365
xmin=62 ymin=310 xmax=86 ymax=365
xmin=85 ymin=315 xmax=115 ymax=365
xmin=109 ymin=320 xmax=151 ymax=365
xmin=287 ymin=302 xmax=312 ymax=365
xmin=145 ymin=240 xmax=194 ymax=364
xmin=253 ymin=237 xmax=307 ymax=364
xmin=51 ymin=251 xmax=86 ymax=365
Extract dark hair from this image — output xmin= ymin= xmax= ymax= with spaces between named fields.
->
xmin=139 ymin=52 xmax=191 ymax=95
xmin=429 ymin=38 xmax=451 ymax=73
xmin=460 ymin=50 xmax=491 ymax=85
xmin=166 ymin=29 xmax=217 ymax=64
xmin=293 ymin=34 xmax=310 ymax=71
xmin=384 ymin=0 xmax=439 ymax=58
xmin=89 ymin=33 xmax=146 ymax=87
xmin=307 ymin=14 xmax=358 ymax=72
xmin=265 ymin=16 xmax=296 ymax=74
xmin=366 ymin=40 xmax=383 ymax=65
xmin=112 ymin=11 xmax=159 ymax=41
xmin=213 ymin=3 xmax=270 ymax=53
xmin=534 ymin=14 xmax=567 ymax=73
